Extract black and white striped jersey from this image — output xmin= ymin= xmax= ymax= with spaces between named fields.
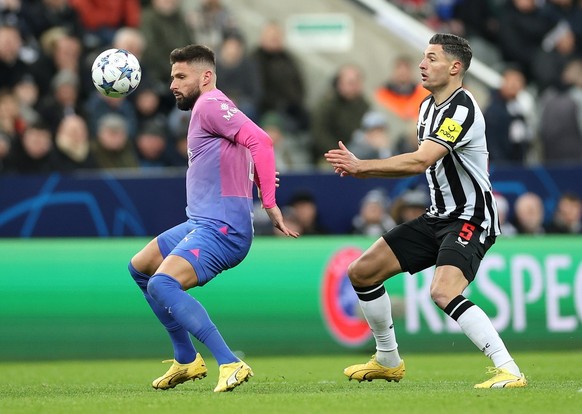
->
xmin=417 ymin=87 xmax=501 ymax=240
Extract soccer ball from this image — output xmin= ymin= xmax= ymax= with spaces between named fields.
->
xmin=91 ymin=48 xmax=141 ymax=98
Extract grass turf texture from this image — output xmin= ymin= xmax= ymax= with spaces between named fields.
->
xmin=1 ymin=351 xmax=580 ymax=414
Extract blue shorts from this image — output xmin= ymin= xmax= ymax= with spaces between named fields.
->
xmin=156 ymin=219 xmax=252 ymax=286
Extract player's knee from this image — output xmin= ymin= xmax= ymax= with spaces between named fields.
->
xmin=147 ymin=273 xmax=181 ymax=302
xmin=347 ymin=260 xmax=366 ymax=285
xmin=430 ymin=286 xmax=447 ymax=309
xmin=146 ymin=275 xmax=164 ymax=300
xmin=430 ymin=284 xmax=450 ymax=310
xmin=128 ymin=261 xmax=149 ymax=290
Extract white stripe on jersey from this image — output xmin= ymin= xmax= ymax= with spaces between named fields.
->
xmin=417 ymin=88 xmax=501 ymax=239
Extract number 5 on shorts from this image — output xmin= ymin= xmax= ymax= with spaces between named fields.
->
xmin=459 ymin=222 xmax=476 ymax=241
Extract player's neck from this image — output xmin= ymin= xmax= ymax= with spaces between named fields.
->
xmin=200 ymin=84 xmax=217 ymax=95
xmin=431 ymin=81 xmax=463 ymax=105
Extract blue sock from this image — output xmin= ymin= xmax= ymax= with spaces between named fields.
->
xmin=128 ymin=262 xmax=196 ymax=364
xmin=147 ymin=273 xmax=238 ymax=365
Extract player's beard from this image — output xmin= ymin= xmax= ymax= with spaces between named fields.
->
xmin=176 ymin=89 xmax=201 ymax=111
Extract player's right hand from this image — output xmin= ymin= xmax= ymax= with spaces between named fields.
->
xmin=265 ymin=206 xmax=300 ymax=238
xmin=324 ymin=141 xmax=361 ymax=177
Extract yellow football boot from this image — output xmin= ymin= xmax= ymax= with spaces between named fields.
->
xmin=152 ymin=353 xmax=207 ymax=390
xmin=344 ymin=354 xmax=405 ymax=382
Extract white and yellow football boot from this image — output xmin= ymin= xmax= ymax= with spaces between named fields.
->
xmin=474 ymin=367 xmax=527 ymax=389
xmin=213 ymin=360 xmax=254 ymax=392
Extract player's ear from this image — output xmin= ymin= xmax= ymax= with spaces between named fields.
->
xmin=450 ymin=60 xmax=462 ymax=76
xmin=202 ymin=69 xmax=213 ymax=85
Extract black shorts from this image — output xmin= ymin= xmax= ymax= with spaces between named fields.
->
xmin=382 ymin=214 xmax=495 ymax=282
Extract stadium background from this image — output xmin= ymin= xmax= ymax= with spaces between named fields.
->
xmin=1 ymin=0 xmax=581 ymax=361
xmin=1 ymin=165 xmax=581 ymax=360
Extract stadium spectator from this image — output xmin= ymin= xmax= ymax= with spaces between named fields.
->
xmin=69 ymin=0 xmax=140 ymax=50
xmin=13 ymin=74 xmax=41 ymax=126
xmin=538 ymin=59 xmax=582 ymax=164
xmin=216 ymin=31 xmax=262 ymax=123
xmin=284 ymin=189 xmax=327 ymax=235
xmin=494 ymin=192 xmax=518 ymax=237
xmin=0 ymin=0 xmax=29 ymax=39
xmin=140 ymin=0 xmax=193 ymax=103
xmin=531 ymin=21 xmax=578 ymax=93
xmin=542 ymin=0 xmax=582 ymax=54
xmin=449 ymin=0 xmax=500 ymax=45
xmin=349 ymin=111 xmax=394 ymax=160
xmin=351 ymin=188 xmax=396 ymax=236
xmin=53 ymin=114 xmax=98 ymax=171
xmin=91 ymin=113 xmax=138 ymax=170
xmin=390 ymin=187 xmax=429 ymax=225
xmin=0 ymin=23 xmax=32 ymax=90
xmin=484 ymin=66 xmax=535 ymax=165
xmin=3 ymin=121 xmax=57 ymax=174
xmin=134 ymin=119 xmax=177 ymax=169
xmin=111 ymin=26 xmax=145 ymax=59
xmin=513 ymin=192 xmax=546 ymax=235
xmin=394 ymin=120 xmax=420 ymax=154
xmin=0 ymin=131 xmax=10 ymax=173
xmin=29 ymin=28 xmax=84 ymax=99
xmin=132 ymin=78 xmax=167 ymax=132
xmin=546 ymin=192 xmax=582 ymax=234
xmin=84 ymin=90 xmax=139 ymax=141
xmin=496 ymin=0 xmax=556 ymax=82
xmin=434 ymin=0 xmax=502 ymax=66
xmin=252 ymin=20 xmax=309 ymax=133
xmin=0 ymin=89 xmax=26 ymax=141
xmin=374 ymin=55 xmax=429 ymax=122
xmin=391 ymin=0 xmax=433 ymax=19
xmin=260 ymin=111 xmax=311 ymax=172
xmin=311 ymin=63 xmax=370 ymax=167
xmin=186 ymin=0 xmax=238 ymax=52
xmin=24 ymin=0 xmax=85 ymax=41
xmin=167 ymin=105 xmax=190 ymax=164
xmin=37 ymin=69 xmax=83 ymax=134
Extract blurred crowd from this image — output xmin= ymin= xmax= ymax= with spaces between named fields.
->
xmin=0 ymin=0 xmax=581 ymax=234
xmin=254 ymin=186 xmax=582 ymax=237
xmin=392 ymin=0 xmax=582 ymax=165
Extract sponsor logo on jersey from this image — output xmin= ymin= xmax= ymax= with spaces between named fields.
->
xmin=321 ymin=246 xmax=372 ymax=346
xmin=437 ymin=117 xmax=462 ymax=142
xmin=221 ymin=103 xmax=239 ymax=121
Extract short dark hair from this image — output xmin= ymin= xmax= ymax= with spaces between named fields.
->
xmin=429 ymin=33 xmax=472 ymax=73
xmin=169 ymin=44 xmax=216 ymax=68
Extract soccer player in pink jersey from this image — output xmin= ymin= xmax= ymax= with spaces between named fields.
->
xmin=128 ymin=44 xmax=299 ymax=392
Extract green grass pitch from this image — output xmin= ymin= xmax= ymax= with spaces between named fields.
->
xmin=1 ymin=351 xmax=580 ymax=414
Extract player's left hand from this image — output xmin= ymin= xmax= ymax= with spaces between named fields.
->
xmin=265 ymin=205 xmax=300 ymax=238
xmin=324 ymin=141 xmax=361 ymax=177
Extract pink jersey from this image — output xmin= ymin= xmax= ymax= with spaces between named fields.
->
xmin=185 ymin=88 xmax=273 ymax=238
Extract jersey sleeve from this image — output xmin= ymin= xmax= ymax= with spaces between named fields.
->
xmin=235 ymin=121 xmax=277 ymax=209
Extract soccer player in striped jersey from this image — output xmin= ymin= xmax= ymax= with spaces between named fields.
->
xmin=128 ymin=45 xmax=299 ymax=393
xmin=325 ymin=33 xmax=526 ymax=389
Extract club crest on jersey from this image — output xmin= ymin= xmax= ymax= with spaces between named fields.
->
xmin=437 ymin=118 xmax=462 ymax=143
xmin=221 ymin=103 xmax=239 ymax=121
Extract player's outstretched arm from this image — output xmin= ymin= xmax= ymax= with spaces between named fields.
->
xmin=325 ymin=140 xmax=446 ymax=179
